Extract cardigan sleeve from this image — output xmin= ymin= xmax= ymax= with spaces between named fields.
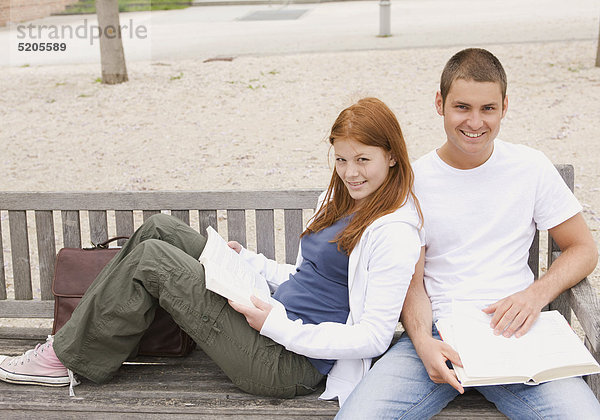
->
xmin=260 ymin=219 xmax=421 ymax=360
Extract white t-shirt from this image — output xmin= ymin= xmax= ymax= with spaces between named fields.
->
xmin=413 ymin=139 xmax=582 ymax=321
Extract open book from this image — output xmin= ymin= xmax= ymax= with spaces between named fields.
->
xmin=199 ymin=226 xmax=271 ymax=307
xmin=435 ymin=303 xmax=600 ymax=387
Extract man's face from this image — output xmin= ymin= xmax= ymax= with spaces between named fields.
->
xmin=435 ymin=79 xmax=508 ymax=169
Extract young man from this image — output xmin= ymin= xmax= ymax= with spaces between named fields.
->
xmin=335 ymin=48 xmax=600 ymax=418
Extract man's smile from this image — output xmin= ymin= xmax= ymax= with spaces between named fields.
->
xmin=460 ymin=130 xmax=485 ymax=139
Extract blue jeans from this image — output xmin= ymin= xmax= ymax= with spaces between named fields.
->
xmin=336 ymin=328 xmax=600 ymax=419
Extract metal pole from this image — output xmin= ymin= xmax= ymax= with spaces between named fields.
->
xmin=379 ymin=0 xmax=391 ymax=37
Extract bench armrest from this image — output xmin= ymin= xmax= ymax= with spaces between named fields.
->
xmin=567 ymin=276 xmax=600 ymax=400
xmin=549 ymin=249 xmax=600 ymax=400
xmin=566 ymin=277 xmax=600 ymax=354
xmin=549 ymin=250 xmax=600 ymax=353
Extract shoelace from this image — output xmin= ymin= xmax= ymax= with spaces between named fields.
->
xmin=7 ymin=342 xmax=45 ymax=366
xmin=68 ymin=369 xmax=80 ymax=397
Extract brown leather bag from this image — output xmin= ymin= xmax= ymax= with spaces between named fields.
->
xmin=52 ymin=237 xmax=196 ymax=357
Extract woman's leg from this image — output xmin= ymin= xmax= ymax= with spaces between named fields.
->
xmin=0 ymin=214 xmax=203 ymax=388
xmin=53 ymin=214 xmax=322 ymax=396
xmin=82 ymin=213 xmax=207 ymax=296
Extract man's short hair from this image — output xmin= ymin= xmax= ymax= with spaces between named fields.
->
xmin=440 ymin=48 xmax=507 ymax=106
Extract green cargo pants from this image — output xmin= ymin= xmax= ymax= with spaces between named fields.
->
xmin=53 ymin=214 xmax=323 ymax=398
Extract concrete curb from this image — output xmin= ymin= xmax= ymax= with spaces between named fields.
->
xmin=50 ymin=0 xmax=367 ymax=16
xmin=191 ymin=0 xmax=369 ymax=6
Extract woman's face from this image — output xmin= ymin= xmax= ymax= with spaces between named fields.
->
xmin=333 ymin=137 xmax=395 ymax=209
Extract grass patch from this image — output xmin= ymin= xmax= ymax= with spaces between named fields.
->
xmin=57 ymin=0 xmax=191 ymax=14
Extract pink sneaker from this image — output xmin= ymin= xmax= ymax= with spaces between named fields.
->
xmin=0 ymin=336 xmax=71 ymax=387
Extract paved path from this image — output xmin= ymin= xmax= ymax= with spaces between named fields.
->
xmin=1 ymin=0 xmax=599 ymax=66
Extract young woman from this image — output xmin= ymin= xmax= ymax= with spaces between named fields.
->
xmin=0 ymin=97 xmax=422 ymax=406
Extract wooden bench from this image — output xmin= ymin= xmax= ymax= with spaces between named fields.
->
xmin=0 ymin=164 xmax=598 ymax=418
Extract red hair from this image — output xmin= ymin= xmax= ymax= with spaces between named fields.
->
xmin=302 ymin=97 xmax=422 ymax=254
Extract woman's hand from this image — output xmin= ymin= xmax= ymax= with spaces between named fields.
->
xmin=229 ymin=296 xmax=273 ymax=331
xmin=227 ymin=241 xmax=242 ymax=254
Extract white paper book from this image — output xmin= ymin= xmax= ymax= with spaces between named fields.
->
xmin=199 ymin=226 xmax=271 ymax=307
xmin=436 ymin=303 xmax=600 ymax=387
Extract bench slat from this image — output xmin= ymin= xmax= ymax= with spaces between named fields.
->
xmin=89 ymin=210 xmax=108 ymax=246
xmin=61 ymin=210 xmax=81 ymax=248
xmin=284 ymin=209 xmax=303 ymax=265
xmin=9 ymin=211 xmax=32 ymax=300
xmin=171 ymin=210 xmax=190 ymax=226
xmin=227 ymin=210 xmax=246 ymax=247
xmin=0 ymin=217 xmax=6 ymax=300
xmin=255 ymin=209 xmax=275 ymax=260
xmin=0 ymin=300 xmax=54 ymax=318
xmin=115 ymin=210 xmax=134 ymax=245
xmin=199 ymin=210 xmax=217 ymax=236
xmin=547 ymin=165 xmax=575 ymax=322
xmin=143 ymin=210 xmax=161 ymax=222
xmin=0 ymin=327 xmax=52 ymax=340
xmin=527 ymin=230 xmax=539 ymax=280
xmin=35 ymin=211 xmax=56 ymax=300
xmin=550 ymin=289 xmax=571 ymax=323
xmin=567 ymin=274 xmax=600 ymax=352
xmin=585 ymin=336 xmax=600 ymax=399
xmin=0 ymin=190 xmax=323 ymax=211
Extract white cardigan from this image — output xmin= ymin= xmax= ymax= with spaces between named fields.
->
xmin=239 ymin=197 xmax=422 ymax=406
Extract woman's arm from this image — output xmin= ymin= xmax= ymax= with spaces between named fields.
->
xmin=257 ymin=221 xmax=421 ymax=360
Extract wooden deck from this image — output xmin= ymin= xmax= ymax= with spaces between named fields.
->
xmin=0 ymin=331 xmax=504 ymax=419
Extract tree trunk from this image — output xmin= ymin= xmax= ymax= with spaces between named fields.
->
xmin=596 ymin=17 xmax=600 ymax=67
xmin=96 ymin=0 xmax=128 ymax=84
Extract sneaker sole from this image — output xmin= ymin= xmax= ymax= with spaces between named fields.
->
xmin=0 ymin=367 xmax=69 ymax=387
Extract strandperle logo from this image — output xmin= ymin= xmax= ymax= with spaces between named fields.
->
xmin=16 ymin=19 xmax=148 ymax=46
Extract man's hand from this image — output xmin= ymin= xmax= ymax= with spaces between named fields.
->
xmin=227 ymin=241 xmax=242 ymax=254
xmin=482 ymin=287 xmax=545 ymax=338
xmin=483 ymin=214 xmax=598 ymax=339
xmin=414 ymin=336 xmax=464 ymax=394
xmin=228 ymin=295 xmax=272 ymax=331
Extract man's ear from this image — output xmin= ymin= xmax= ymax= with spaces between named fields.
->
xmin=501 ymin=95 xmax=509 ymax=118
xmin=435 ymin=91 xmax=444 ymax=116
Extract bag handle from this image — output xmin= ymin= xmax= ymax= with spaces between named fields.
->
xmin=90 ymin=236 xmax=130 ymax=249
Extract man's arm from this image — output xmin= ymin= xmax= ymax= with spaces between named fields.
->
xmin=400 ymin=247 xmax=464 ymax=393
xmin=483 ymin=213 xmax=598 ymax=337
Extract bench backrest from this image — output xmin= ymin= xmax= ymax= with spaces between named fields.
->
xmin=0 ymin=164 xmax=574 ymax=319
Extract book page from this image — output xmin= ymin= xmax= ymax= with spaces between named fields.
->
xmin=435 ymin=318 xmax=472 ymax=384
xmin=441 ymin=303 xmax=600 ymax=384
xmin=199 ymin=226 xmax=271 ymax=307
